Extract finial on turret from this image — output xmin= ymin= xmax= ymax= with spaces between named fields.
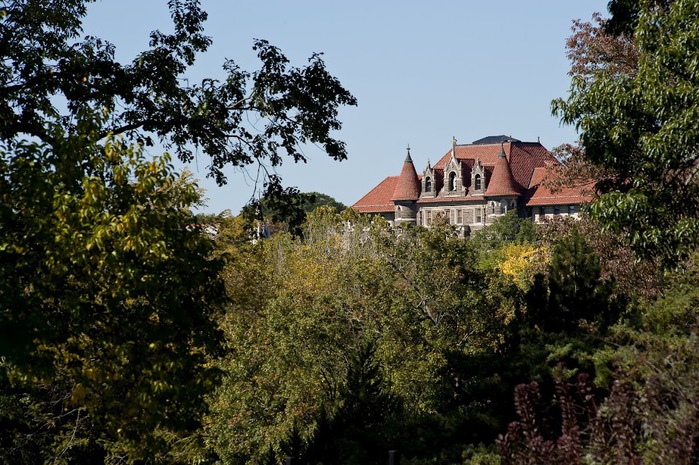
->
xmin=404 ymin=144 xmax=413 ymax=163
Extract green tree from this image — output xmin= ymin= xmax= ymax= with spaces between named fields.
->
xmin=241 ymin=191 xmax=347 ymax=237
xmin=0 ymin=113 xmax=226 ymax=463
xmin=1 ymin=0 xmax=356 ymax=190
xmin=302 ymin=192 xmax=347 ymax=213
xmin=553 ymin=0 xmax=699 ymax=264
xmin=209 ymin=211 xmax=516 ymax=463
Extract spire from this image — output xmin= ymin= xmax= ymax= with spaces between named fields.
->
xmin=486 ymin=144 xmax=520 ymax=196
xmin=392 ymin=146 xmax=421 ymax=201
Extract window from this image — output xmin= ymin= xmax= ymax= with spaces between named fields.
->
xmin=554 ymin=206 xmax=561 ymax=215
xmin=568 ymin=205 xmax=576 ymax=215
xmin=474 ymin=174 xmax=481 ymax=191
xmin=457 ymin=209 xmax=463 ymax=224
xmin=476 ymin=209 xmax=482 ymax=223
xmin=491 ymin=202 xmax=496 ymax=214
xmin=444 ymin=209 xmax=451 ymax=224
xmin=539 ymin=206 xmax=545 ymax=216
xmin=448 ymin=171 xmax=456 ymax=191
xmin=425 ymin=176 xmax=432 ymax=192
xmin=427 ymin=210 xmax=433 ymax=226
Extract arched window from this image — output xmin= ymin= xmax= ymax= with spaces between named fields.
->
xmin=425 ymin=176 xmax=432 ymax=192
xmin=448 ymin=171 xmax=456 ymax=191
xmin=474 ymin=174 xmax=481 ymax=191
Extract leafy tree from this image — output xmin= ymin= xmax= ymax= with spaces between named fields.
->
xmin=0 ymin=112 xmax=226 ymax=463
xmin=538 ymin=216 xmax=663 ymax=301
xmin=302 ymin=192 xmax=347 ymax=213
xmin=303 ymin=342 xmax=401 ymax=465
xmin=553 ymin=0 xmax=699 ymax=263
xmin=498 ymin=255 xmax=699 ymax=465
xmin=0 ymin=0 xmax=356 ymax=190
xmin=209 ymin=211 xmax=520 ymax=463
xmin=241 ymin=191 xmax=347 ymax=237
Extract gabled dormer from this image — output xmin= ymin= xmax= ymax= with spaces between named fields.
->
xmin=421 ymin=160 xmax=436 ymax=198
xmin=471 ymin=158 xmax=486 ymax=195
xmin=443 ymin=137 xmax=464 ymax=197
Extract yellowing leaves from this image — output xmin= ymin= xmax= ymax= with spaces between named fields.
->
xmin=497 ymin=243 xmax=549 ymax=291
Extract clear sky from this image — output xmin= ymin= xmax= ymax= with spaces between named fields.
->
xmin=82 ymin=0 xmax=610 ymax=215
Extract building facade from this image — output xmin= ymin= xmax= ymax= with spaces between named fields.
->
xmin=352 ymin=135 xmax=593 ymax=234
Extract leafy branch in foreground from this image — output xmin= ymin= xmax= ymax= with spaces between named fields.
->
xmin=0 ymin=0 xmax=357 ymax=189
xmin=0 ymin=111 xmax=226 ymax=463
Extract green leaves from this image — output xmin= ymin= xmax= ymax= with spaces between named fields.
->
xmin=555 ymin=1 xmax=699 ymax=264
xmin=0 ymin=1 xmax=356 ymax=194
xmin=0 ymin=114 xmax=226 ymax=463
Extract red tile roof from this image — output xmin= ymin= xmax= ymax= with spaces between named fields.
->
xmin=433 ymin=141 xmax=558 ymax=193
xmin=352 ymin=138 xmax=592 ymax=214
xmin=485 ymin=148 xmax=520 ymax=196
xmin=524 ymin=167 xmax=595 ymax=206
xmin=391 ymin=154 xmax=421 ymax=201
xmin=352 ymin=176 xmax=398 ymax=213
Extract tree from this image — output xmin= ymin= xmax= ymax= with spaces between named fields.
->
xmin=1 ymin=2 xmax=356 ymax=458
xmin=241 ymin=191 xmax=347 ymax=237
xmin=0 ymin=112 xmax=226 ymax=463
xmin=0 ymin=0 xmax=357 ymax=190
xmin=498 ymin=254 xmax=699 ymax=465
xmin=553 ymin=0 xmax=699 ymax=264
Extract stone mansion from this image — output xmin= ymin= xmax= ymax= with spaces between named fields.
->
xmin=351 ymin=135 xmax=593 ymax=234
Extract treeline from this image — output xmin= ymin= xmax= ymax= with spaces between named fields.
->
xmin=202 ymin=207 xmax=694 ymax=464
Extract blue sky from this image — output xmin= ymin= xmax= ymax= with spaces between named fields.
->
xmin=82 ymin=0 xmax=609 ymax=214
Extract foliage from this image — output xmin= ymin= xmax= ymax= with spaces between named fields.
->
xmin=0 ymin=0 xmax=356 ymax=192
xmin=241 ymin=191 xmax=348 ymax=237
xmin=553 ymin=0 xmax=699 ymax=264
xmin=0 ymin=112 xmax=225 ymax=463
xmin=497 ymin=252 xmax=699 ymax=465
xmin=208 ymin=212 xmax=527 ymax=464
xmin=565 ymin=12 xmax=640 ymax=80
xmin=497 ymin=243 xmax=546 ymax=292
xmin=472 ymin=212 xmax=538 ymax=250
xmin=538 ymin=216 xmax=663 ymax=300
xmin=302 ymin=192 xmax=347 ymax=214
xmin=499 ymin=342 xmax=699 ymax=465
xmin=302 ymin=341 xmax=402 ymax=465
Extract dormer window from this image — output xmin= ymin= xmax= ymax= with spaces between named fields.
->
xmin=474 ymin=174 xmax=482 ymax=191
xmin=448 ymin=172 xmax=457 ymax=191
xmin=425 ymin=176 xmax=432 ymax=192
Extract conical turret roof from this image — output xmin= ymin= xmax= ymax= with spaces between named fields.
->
xmin=485 ymin=146 xmax=521 ymax=196
xmin=391 ymin=150 xmax=421 ymax=201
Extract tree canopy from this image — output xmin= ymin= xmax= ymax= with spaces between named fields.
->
xmin=0 ymin=110 xmax=227 ymax=463
xmin=0 ymin=0 xmax=357 ymax=189
xmin=0 ymin=1 xmax=356 ymax=462
xmin=554 ymin=0 xmax=698 ymax=264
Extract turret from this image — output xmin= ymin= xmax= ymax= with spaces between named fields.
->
xmin=392 ymin=146 xmax=421 ymax=225
xmin=485 ymin=144 xmax=521 ymax=218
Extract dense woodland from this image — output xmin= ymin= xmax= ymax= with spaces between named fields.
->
xmin=2 ymin=0 xmax=699 ymax=464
